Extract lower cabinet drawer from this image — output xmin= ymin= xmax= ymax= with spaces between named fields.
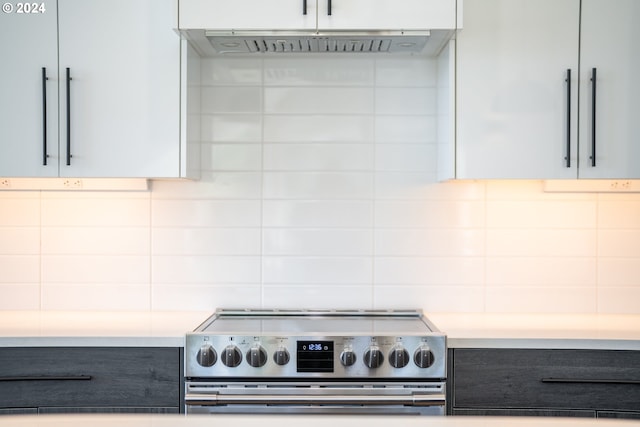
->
xmin=0 ymin=347 xmax=180 ymax=410
xmin=452 ymin=349 xmax=640 ymax=412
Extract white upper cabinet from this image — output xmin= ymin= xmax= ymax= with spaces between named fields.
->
xmin=0 ymin=0 xmax=58 ymax=177
xmin=455 ymin=0 xmax=580 ymax=179
xmin=178 ymin=0 xmax=458 ymax=31
xmin=455 ymin=0 xmax=640 ymax=179
xmin=57 ymin=0 xmax=182 ymax=178
xmin=578 ymin=0 xmax=640 ymax=179
xmin=178 ymin=0 xmax=316 ymax=31
xmin=1 ymin=0 xmax=192 ymax=178
xmin=316 ymin=0 xmax=457 ymax=30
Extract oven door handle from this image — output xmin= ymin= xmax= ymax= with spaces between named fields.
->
xmin=185 ymin=393 xmax=445 ymax=407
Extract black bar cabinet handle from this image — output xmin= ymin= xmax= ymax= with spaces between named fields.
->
xmin=565 ymin=69 xmax=571 ymax=168
xmin=328 ymin=0 xmax=332 ymax=15
xmin=41 ymin=67 xmax=48 ymax=166
xmin=542 ymin=378 xmax=640 ymax=385
xmin=590 ymin=67 xmax=597 ymax=167
xmin=0 ymin=375 xmax=92 ymax=382
xmin=66 ymin=67 xmax=72 ymax=166
xmin=302 ymin=0 xmax=307 ymax=15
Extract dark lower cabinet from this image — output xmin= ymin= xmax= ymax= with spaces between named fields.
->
xmin=0 ymin=347 xmax=183 ymax=414
xmin=448 ymin=348 xmax=640 ymax=418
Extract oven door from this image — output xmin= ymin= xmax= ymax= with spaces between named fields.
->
xmin=185 ymin=381 xmax=446 ymax=415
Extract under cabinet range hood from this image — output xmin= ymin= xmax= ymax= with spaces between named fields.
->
xmin=201 ymin=31 xmax=447 ymax=55
xmin=176 ymin=0 xmax=461 ymax=57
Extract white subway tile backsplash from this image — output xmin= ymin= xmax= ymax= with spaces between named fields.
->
xmin=598 ymin=258 xmax=640 ymax=287
xmin=202 ymin=115 xmax=263 ymax=143
xmin=375 ymin=116 xmax=437 ymax=143
xmin=153 ymin=256 xmax=261 ymax=284
xmin=152 ymin=200 xmax=261 ymax=227
xmin=0 ymin=256 xmax=40 ymax=283
xmin=263 ymin=229 xmax=373 ymax=256
xmin=264 ymin=87 xmax=374 ymax=114
xmin=598 ymin=230 xmax=640 ymax=257
xmin=374 ymin=286 xmax=485 ymax=312
xmin=375 ymin=173 xmax=439 ymax=199
xmin=263 ymin=257 xmax=373 ymax=285
xmin=201 ymin=87 xmax=262 ymax=114
xmin=599 ymin=201 xmax=640 ymax=228
xmin=375 ymin=229 xmax=485 ymax=257
xmin=0 ymin=228 xmax=40 ymax=254
xmin=264 ymin=58 xmax=375 ymax=86
xmin=375 ymin=144 xmax=438 ymax=172
xmin=487 ymin=201 xmax=597 ymax=229
xmin=41 ymin=228 xmax=149 ymax=256
xmin=375 ymin=201 xmax=485 ymax=228
xmin=598 ymin=287 xmax=640 ymax=313
xmin=41 ymin=197 xmax=150 ymax=227
xmin=153 ymin=285 xmax=262 ymax=311
xmin=486 ymin=257 xmax=596 ymax=287
xmin=0 ymin=285 xmax=40 ymax=310
xmin=487 ymin=229 xmax=596 ymax=257
xmin=0 ymin=197 xmax=39 ymax=225
xmin=202 ymin=144 xmax=263 ymax=171
xmin=152 ymin=173 xmax=262 ymax=200
xmin=201 ymin=57 xmax=263 ymax=86
xmin=374 ymin=257 xmax=485 ymax=286
xmin=42 ymin=256 xmax=149 ymax=284
xmin=485 ymin=286 xmax=597 ymax=313
xmin=264 ymin=115 xmax=374 ymax=143
xmin=263 ymin=285 xmax=373 ymax=309
xmin=153 ymin=228 xmax=261 ymax=256
xmin=264 ymin=143 xmax=374 ymax=172
xmin=41 ymin=284 xmax=150 ymax=311
xmin=262 ymin=200 xmax=373 ymax=228
xmin=263 ymin=172 xmax=373 ymax=200
xmin=375 ymin=88 xmax=437 ymax=115
xmin=375 ymin=58 xmax=437 ymax=87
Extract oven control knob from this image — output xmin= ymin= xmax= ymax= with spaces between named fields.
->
xmin=196 ymin=344 xmax=217 ymax=367
xmin=273 ymin=347 xmax=290 ymax=366
xmin=363 ymin=346 xmax=384 ymax=369
xmin=221 ymin=345 xmax=242 ymax=367
xmin=388 ymin=346 xmax=410 ymax=368
xmin=414 ymin=345 xmax=435 ymax=369
xmin=340 ymin=349 xmax=357 ymax=367
xmin=246 ymin=345 xmax=268 ymax=368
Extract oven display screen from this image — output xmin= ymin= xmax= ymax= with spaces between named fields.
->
xmin=297 ymin=341 xmax=334 ymax=373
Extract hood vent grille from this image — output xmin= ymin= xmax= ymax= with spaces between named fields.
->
xmin=207 ymin=34 xmax=430 ymax=54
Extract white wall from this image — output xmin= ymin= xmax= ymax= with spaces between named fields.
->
xmin=1 ymin=56 xmax=639 ymax=313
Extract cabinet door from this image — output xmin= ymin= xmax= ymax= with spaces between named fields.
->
xmin=0 ymin=347 xmax=180 ymax=410
xmin=317 ymin=0 xmax=456 ymax=30
xmin=577 ymin=0 xmax=640 ymax=178
xmin=456 ymin=0 xmax=580 ymax=179
xmin=178 ymin=0 xmax=316 ymax=31
xmin=0 ymin=0 xmax=59 ymax=177
xmin=58 ymin=0 xmax=181 ymax=178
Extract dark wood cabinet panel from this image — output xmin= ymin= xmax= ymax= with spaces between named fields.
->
xmin=450 ymin=348 xmax=640 ymax=416
xmin=0 ymin=347 xmax=181 ymax=412
xmin=452 ymin=408 xmax=595 ymax=417
xmin=597 ymin=411 xmax=640 ymax=419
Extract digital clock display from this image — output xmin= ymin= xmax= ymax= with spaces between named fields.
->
xmin=297 ymin=341 xmax=334 ymax=373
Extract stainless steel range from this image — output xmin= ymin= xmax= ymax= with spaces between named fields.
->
xmin=185 ymin=309 xmax=446 ymax=415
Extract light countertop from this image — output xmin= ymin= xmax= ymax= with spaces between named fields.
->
xmin=1 ymin=311 xmax=640 ymax=350
xmin=1 ymin=415 xmax=640 ymax=427
xmin=430 ymin=313 xmax=640 ymax=350
xmin=0 ymin=311 xmax=210 ymax=347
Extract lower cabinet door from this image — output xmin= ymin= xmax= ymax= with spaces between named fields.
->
xmin=452 ymin=408 xmax=595 ymax=417
xmin=0 ymin=347 xmax=181 ymax=412
xmin=38 ymin=407 xmax=180 ymax=414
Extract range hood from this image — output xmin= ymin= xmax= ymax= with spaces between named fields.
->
xmin=182 ymin=30 xmax=454 ymax=56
